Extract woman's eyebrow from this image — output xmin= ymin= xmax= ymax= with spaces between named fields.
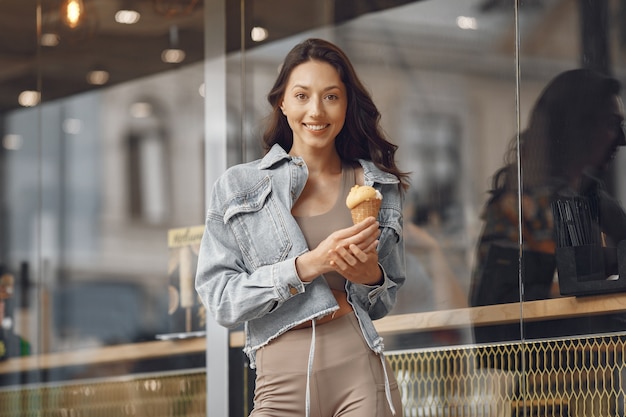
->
xmin=289 ymin=84 xmax=342 ymax=91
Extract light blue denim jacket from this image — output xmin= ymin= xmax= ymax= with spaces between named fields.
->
xmin=195 ymin=144 xmax=405 ymax=368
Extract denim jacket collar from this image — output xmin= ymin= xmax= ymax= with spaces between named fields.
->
xmin=260 ymin=144 xmax=400 ymax=186
xmin=258 ymin=144 xmax=294 ymax=169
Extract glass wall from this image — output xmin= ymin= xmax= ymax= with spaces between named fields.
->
xmin=226 ymin=0 xmax=626 ymax=414
xmin=468 ymin=0 xmax=626 ymax=345
xmin=0 ymin=0 xmax=209 ymax=384
xmin=229 ymin=0 xmax=519 ymax=350
xmin=1 ymin=0 xmax=626 ymax=415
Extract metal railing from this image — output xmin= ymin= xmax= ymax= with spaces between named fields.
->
xmin=388 ymin=333 xmax=626 ymax=417
xmin=1 ymin=334 xmax=625 ymax=416
xmin=0 ymin=370 xmax=206 ymax=417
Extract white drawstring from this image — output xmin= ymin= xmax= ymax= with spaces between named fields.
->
xmin=305 ymin=319 xmax=316 ymax=417
xmin=379 ymin=352 xmax=396 ymax=415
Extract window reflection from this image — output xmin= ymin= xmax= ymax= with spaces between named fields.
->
xmin=469 ymin=2 xmax=626 ymax=344
xmin=126 ymin=100 xmax=170 ymax=224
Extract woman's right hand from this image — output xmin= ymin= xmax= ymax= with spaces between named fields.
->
xmin=295 ymin=217 xmax=380 ymax=282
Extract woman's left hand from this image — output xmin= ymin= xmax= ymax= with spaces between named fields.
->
xmin=328 ymin=240 xmax=383 ymax=285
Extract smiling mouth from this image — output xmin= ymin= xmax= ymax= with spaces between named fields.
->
xmin=304 ymin=123 xmax=329 ymax=131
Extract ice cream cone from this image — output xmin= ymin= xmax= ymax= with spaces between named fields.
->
xmin=350 ymin=198 xmax=382 ymax=224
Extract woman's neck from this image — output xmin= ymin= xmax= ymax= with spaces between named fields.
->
xmin=291 ymin=147 xmax=342 ymax=175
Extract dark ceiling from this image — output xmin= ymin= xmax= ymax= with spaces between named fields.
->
xmin=0 ymin=0 xmax=420 ymax=115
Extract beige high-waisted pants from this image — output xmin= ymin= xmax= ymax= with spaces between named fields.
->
xmin=250 ymin=312 xmax=403 ymax=417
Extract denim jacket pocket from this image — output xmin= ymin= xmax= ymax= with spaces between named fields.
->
xmin=223 ymin=176 xmax=292 ymax=269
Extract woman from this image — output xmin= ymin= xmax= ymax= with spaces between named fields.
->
xmin=196 ymin=38 xmax=409 ymax=417
xmin=470 ymin=69 xmax=626 ymax=338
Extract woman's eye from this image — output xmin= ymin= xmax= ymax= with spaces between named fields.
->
xmin=295 ymin=93 xmax=307 ymax=100
xmin=326 ymin=94 xmax=338 ymax=101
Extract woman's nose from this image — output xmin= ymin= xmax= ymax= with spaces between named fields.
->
xmin=308 ymin=98 xmax=324 ymax=117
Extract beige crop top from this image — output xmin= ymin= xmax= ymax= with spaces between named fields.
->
xmin=295 ymin=164 xmax=356 ymax=292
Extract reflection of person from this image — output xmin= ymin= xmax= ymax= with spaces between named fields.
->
xmin=195 ymin=38 xmax=409 ymax=417
xmin=470 ymin=69 xmax=626 ymax=340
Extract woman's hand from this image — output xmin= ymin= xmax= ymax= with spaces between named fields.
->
xmin=327 ymin=217 xmax=383 ymax=285
xmin=328 ymin=241 xmax=382 ymax=285
xmin=295 ymin=217 xmax=381 ymax=283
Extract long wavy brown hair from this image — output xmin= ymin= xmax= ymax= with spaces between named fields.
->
xmin=262 ymin=38 xmax=409 ymax=191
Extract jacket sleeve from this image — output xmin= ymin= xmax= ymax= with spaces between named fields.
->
xmin=348 ymin=187 xmax=406 ymax=320
xmin=194 ymin=198 xmax=307 ymax=329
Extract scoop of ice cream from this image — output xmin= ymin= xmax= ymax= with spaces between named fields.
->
xmin=346 ymin=185 xmax=382 ymax=209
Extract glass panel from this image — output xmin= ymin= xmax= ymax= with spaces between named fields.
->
xmin=231 ymin=0 xmax=518 ymax=350
xmin=518 ymin=0 xmax=626 ymax=341
xmin=225 ymin=1 xmax=521 ymax=414
xmin=0 ymin=0 xmax=209 ymax=387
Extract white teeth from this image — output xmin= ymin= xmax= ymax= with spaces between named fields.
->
xmin=306 ymin=124 xmax=327 ymax=131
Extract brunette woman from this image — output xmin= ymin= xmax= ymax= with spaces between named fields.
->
xmin=196 ymin=38 xmax=409 ymax=417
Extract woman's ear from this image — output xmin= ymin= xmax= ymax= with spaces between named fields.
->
xmin=279 ymin=101 xmax=286 ymax=115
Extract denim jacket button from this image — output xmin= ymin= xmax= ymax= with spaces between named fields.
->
xmin=288 ymin=285 xmax=298 ymax=295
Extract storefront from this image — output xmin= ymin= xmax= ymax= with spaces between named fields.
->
xmin=1 ymin=1 xmax=625 ymax=416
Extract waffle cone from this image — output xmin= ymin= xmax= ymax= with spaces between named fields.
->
xmin=350 ymin=199 xmax=382 ymax=224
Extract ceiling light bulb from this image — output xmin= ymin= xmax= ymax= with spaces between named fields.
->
xmin=250 ymin=27 xmax=269 ymax=42
xmin=161 ymin=48 xmax=186 ymax=64
xmin=87 ymin=70 xmax=110 ymax=85
xmin=115 ymin=9 xmax=141 ymax=24
xmin=41 ymin=33 xmax=60 ymax=47
xmin=62 ymin=0 xmax=85 ymax=29
xmin=18 ymin=90 xmax=41 ymax=107
xmin=456 ymin=16 xmax=477 ymax=30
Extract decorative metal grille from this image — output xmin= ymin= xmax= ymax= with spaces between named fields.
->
xmin=2 ymin=335 xmax=625 ymax=416
xmin=387 ymin=334 xmax=626 ymax=417
xmin=0 ymin=371 xmax=205 ymax=417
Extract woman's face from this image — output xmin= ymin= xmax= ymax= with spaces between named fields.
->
xmin=280 ymin=60 xmax=347 ymax=154
xmin=589 ymin=95 xmax=626 ymax=170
